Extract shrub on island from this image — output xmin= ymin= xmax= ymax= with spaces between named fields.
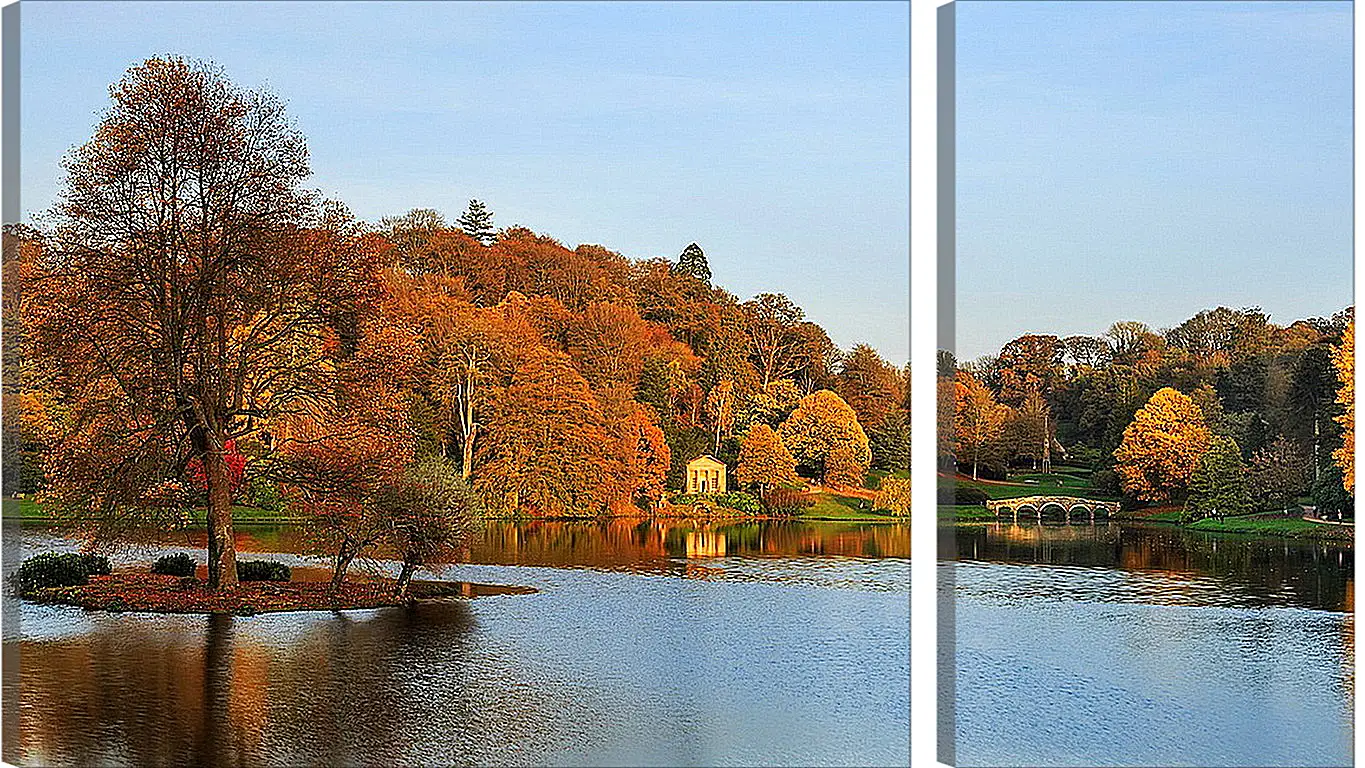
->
xmin=238 ymin=560 xmax=291 ymax=582
xmin=151 ymin=553 xmax=196 ymax=577
xmin=13 ymin=552 xmax=106 ymax=594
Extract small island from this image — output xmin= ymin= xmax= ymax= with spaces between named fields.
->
xmin=22 ymin=572 xmax=536 ymax=616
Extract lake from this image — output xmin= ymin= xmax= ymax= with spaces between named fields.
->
xmin=4 ymin=518 xmax=910 ymax=767
xmin=943 ymin=521 xmax=1353 ymax=768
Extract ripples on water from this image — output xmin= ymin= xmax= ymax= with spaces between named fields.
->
xmin=946 ymin=522 xmax=1353 ymax=768
xmin=6 ymin=520 xmax=910 ymax=767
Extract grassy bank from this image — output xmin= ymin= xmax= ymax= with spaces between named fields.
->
xmin=3 ymin=497 xmax=302 ymax=524
xmin=4 ymin=494 xmax=905 ymax=526
xmin=1183 ymin=514 xmax=1353 ymax=541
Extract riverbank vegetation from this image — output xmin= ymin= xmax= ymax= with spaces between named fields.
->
xmin=3 ymin=56 xmax=908 ymax=594
xmin=939 ymin=311 xmax=1355 ymax=537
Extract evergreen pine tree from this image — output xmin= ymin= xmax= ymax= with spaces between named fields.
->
xmin=457 ymin=199 xmax=496 ymax=246
xmin=673 ymin=242 xmax=711 ymax=284
xmin=1183 ymin=435 xmax=1251 ymax=522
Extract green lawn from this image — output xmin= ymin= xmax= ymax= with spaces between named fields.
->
xmin=801 ymin=492 xmax=904 ymax=522
xmin=947 ymin=474 xmax=1119 ymax=501
xmin=937 ymin=504 xmax=996 ymax=522
xmin=1185 ymin=513 xmax=1352 ymax=540
xmin=2 ymin=497 xmax=299 ymax=524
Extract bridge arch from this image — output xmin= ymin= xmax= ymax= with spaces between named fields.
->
xmin=984 ymin=495 xmax=1119 ymax=523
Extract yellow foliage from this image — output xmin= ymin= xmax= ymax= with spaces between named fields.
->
xmin=1333 ymin=319 xmax=1354 ymax=493
xmin=1113 ymin=387 xmax=1210 ymax=503
xmin=778 ymin=389 xmax=871 ymax=487
xmin=872 ymin=476 xmax=911 ymax=517
xmin=735 ymin=423 xmax=800 ymax=494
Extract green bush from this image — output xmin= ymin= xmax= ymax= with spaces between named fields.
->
xmin=80 ymin=554 xmax=112 ymax=576
xmin=14 ymin=553 xmax=93 ymax=593
xmin=243 ymin=476 xmax=284 ymax=512
xmin=238 ymin=560 xmax=290 ymax=582
xmin=151 ymin=553 xmax=195 ymax=577
xmin=713 ymin=492 xmax=762 ymax=515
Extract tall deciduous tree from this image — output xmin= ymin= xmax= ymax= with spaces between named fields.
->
xmin=1113 ymin=387 xmax=1211 ymax=503
xmin=742 ymin=293 xmax=816 ymax=388
xmin=1249 ymin=437 xmax=1309 ymax=513
xmin=26 ymin=57 xmax=384 ymax=589
xmin=475 ymin=348 xmax=616 ymax=516
xmin=954 ymin=371 xmax=1007 ymax=481
xmin=705 ymin=380 xmax=736 ymax=454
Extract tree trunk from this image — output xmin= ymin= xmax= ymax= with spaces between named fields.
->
xmin=972 ymin=458 xmax=979 ymax=482
xmin=203 ymin=444 xmax=238 ymax=590
xmin=396 ymin=561 xmax=416 ymax=599
xmin=460 ymin=368 xmax=477 ymax=481
xmin=332 ymin=543 xmax=357 ymax=590
xmin=461 ymin=427 xmax=475 ymax=482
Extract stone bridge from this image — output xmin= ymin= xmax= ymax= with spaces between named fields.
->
xmin=985 ymin=495 xmax=1121 ymax=523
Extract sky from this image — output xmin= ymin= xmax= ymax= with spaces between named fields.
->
xmin=955 ymin=0 xmax=1352 ymax=362
xmin=19 ymin=0 xmax=910 ymax=363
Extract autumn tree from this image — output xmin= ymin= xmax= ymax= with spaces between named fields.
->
xmin=734 ymin=423 xmax=800 ymax=496
xmin=1183 ymin=435 xmax=1251 ymax=522
xmin=275 ymin=321 xmax=421 ymax=587
xmin=475 ymin=348 xmax=618 ymax=516
xmin=608 ymin=403 xmax=671 ymax=511
xmin=1332 ymin=318 xmax=1354 ymax=493
xmin=456 ymin=199 xmax=496 ymax=246
xmin=872 ymin=476 xmax=911 ymax=517
xmin=566 ymin=301 xmax=653 ymax=397
xmin=954 ymin=371 xmax=1008 ymax=481
xmin=25 ymin=58 xmax=386 ymax=589
xmin=1113 ymin=387 xmax=1211 ymax=503
xmin=996 ymin=334 xmax=1064 ymax=405
xmin=778 ymin=389 xmax=871 ymax=487
xmin=742 ymin=293 xmax=818 ymax=388
xmin=705 ymin=380 xmax=736 ymax=454
xmin=674 ymin=242 xmax=711 ymax=284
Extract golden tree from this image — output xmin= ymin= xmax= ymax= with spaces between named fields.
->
xmin=1113 ymin=387 xmax=1211 ymax=503
xmin=734 ymin=423 xmax=800 ymax=495
xmin=1332 ymin=318 xmax=1354 ymax=493
xmin=872 ymin=476 xmax=911 ymax=517
xmin=778 ymin=389 xmax=871 ymax=487
xmin=954 ymin=371 xmax=1008 ymax=481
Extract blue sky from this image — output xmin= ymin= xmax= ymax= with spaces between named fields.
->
xmin=956 ymin=0 xmax=1352 ymax=361
xmin=20 ymin=1 xmax=910 ymax=362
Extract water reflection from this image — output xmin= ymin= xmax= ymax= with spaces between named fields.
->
xmin=946 ymin=522 xmax=1352 ymax=611
xmin=7 ymin=521 xmax=910 ymax=767
xmin=945 ymin=522 xmax=1353 ymax=767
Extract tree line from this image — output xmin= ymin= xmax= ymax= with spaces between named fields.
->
xmin=1 ymin=57 xmax=909 ymax=589
xmin=940 ymin=306 xmax=1354 ymax=520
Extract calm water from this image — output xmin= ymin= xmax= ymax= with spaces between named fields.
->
xmin=944 ymin=522 xmax=1354 ymax=768
xmin=4 ymin=519 xmax=910 ymax=767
